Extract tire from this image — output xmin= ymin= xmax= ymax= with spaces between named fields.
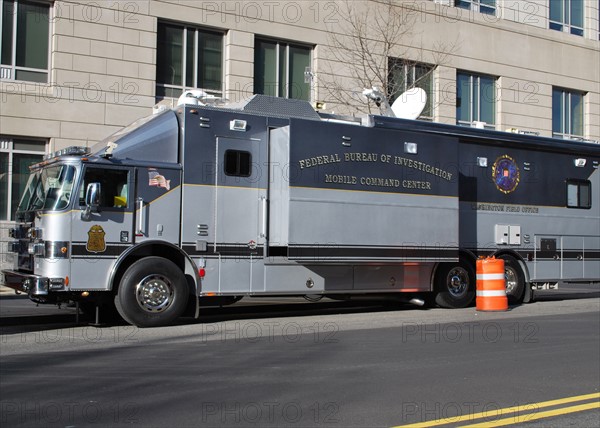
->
xmin=500 ymin=256 xmax=525 ymax=304
xmin=434 ymin=262 xmax=475 ymax=308
xmin=115 ymin=257 xmax=189 ymax=327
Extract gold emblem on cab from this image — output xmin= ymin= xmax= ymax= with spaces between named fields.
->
xmin=86 ymin=225 xmax=106 ymax=253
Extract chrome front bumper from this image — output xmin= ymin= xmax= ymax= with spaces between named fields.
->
xmin=1 ymin=270 xmax=49 ymax=296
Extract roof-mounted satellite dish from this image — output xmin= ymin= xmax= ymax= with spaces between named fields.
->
xmin=391 ymin=88 xmax=427 ymax=120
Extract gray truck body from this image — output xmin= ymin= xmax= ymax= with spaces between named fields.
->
xmin=3 ymin=96 xmax=598 ymax=326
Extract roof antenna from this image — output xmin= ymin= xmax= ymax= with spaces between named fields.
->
xmin=102 ymin=142 xmax=118 ymax=159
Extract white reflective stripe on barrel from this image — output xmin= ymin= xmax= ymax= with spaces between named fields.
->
xmin=476 ymin=273 xmax=505 ymax=281
xmin=476 ymin=290 xmax=507 ymax=297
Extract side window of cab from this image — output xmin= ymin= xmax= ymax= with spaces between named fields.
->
xmin=80 ymin=168 xmax=130 ymax=209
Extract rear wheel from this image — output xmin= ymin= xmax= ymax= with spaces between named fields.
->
xmin=434 ymin=262 xmax=475 ymax=308
xmin=500 ymin=256 xmax=525 ymax=304
xmin=115 ymin=257 xmax=189 ymax=327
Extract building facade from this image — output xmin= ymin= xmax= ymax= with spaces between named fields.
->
xmin=1 ymin=0 xmax=599 ymax=275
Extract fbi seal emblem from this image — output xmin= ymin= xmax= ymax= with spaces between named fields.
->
xmin=492 ymin=155 xmax=520 ymax=194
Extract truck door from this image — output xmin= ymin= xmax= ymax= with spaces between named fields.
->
xmin=213 ymin=137 xmax=267 ymax=290
xmin=71 ymin=166 xmax=134 ymax=290
xmin=133 ymin=166 xmax=182 ymax=245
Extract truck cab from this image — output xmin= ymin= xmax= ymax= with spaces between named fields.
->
xmin=3 ymin=109 xmax=191 ymax=326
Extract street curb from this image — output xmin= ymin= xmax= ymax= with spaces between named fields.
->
xmin=0 ymin=285 xmax=19 ymax=296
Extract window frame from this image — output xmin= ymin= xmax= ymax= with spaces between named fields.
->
xmin=566 ymin=179 xmax=591 ymax=209
xmin=254 ymin=37 xmax=313 ymax=101
xmin=454 ymin=0 xmax=496 ymax=15
xmin=456 ymin=71 xmax=497 ymax=129
xmin=549 ymin=0 xmax=584 ymax=36
xmin=155 ymin=21 xmax=224 ymax=100
xmin=0 ymin=136 xmax=47 ymax=220
xmin=552 ymin=87 xmax=585 ymax=140
xmin=0 ymin=0 xmax=52 ymax=83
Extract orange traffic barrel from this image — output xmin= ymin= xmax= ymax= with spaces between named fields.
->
xmin=476 ymin=257 xmax=508 ymax=311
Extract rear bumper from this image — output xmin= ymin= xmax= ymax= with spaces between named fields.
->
xmin=1 ymin=270 xmax=49 ymax=296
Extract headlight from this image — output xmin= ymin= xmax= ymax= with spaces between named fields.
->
xmin=28 ymin=242 xmax=45 ymax=256
xmin=27 ymin=228 xmax=43 ymax=239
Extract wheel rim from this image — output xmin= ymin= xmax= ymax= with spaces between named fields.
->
xmin=135 ymin=274 xmax=174 ymax=313
xmin=505 ymin=266 xmax=518 ymax=294
xmin=446 ymin=267 xmax=469 ymax=298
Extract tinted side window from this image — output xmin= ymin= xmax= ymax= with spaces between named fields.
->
xmin=80 ymin=168 xmax=129 ymax=209
xmin=566 ymin=179 xmax=591 ymax=209
xmin=224 ymin=150 xmax=251 ymax=177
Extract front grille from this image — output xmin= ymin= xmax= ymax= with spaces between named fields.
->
xmin=13 ymin=224 xmax=35 ymax=272
xmin=17 ymin=245 xmax=34 ymax=272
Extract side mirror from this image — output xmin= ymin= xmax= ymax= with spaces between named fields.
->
xmin=85 ymin=182 xmax=101 ymax=207
xmin=81 ymin=182 xmax=101 ymax=220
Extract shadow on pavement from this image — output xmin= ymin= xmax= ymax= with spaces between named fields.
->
xmin=0 ymin=296 xmax=419 ymax=334
xmin=1 ymin=285 xmax=598 ymax=334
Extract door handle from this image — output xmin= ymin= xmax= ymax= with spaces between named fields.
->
xmin=136 ymin=197 xmax=145 ymax=236
xmin=260 ymin=196 xmax=267 ymax=239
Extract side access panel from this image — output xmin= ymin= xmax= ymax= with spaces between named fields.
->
xmin=269 ymin=120 xmax=460 ymax=264
xmin=261 ymin=263 xmax=434 ymax=294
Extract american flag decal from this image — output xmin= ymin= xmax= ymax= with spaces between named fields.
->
xmin=148 ymin=168 xmax=171 ymax=191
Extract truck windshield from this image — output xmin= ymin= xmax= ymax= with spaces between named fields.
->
xmin=18 ymin=165 xmax=77 ymax=212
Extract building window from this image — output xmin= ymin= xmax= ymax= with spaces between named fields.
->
xmin=455 ymin=0 xmax=496 ymax=15
xmin=156 ymin=22 xmax=223 ymax=99
xmin=456 ymin=72 xmax=496 ymax=129
xmin=0 ymin=0 xmax=50 ymax=83
xmin=388 ymin=59 xmax=434 ymax=121
xmin=549 ymin=0 xmax=584 ymax=36
xmin=566 ymin=179 xmax=591 ymax=209
xmin=552 ymin=87 xmax=584 ymax=140
xmin=254 ymin=38 xmax=312 ymax=101
xmin=0 ymin=137 xmax=46 ymax=220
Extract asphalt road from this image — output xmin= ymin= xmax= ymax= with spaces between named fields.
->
xmin=0 ymin=285 xmax=599 ymax=427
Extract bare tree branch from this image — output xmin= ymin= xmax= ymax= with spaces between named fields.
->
xmin=320 ymin=0 xmax=458 ymax=116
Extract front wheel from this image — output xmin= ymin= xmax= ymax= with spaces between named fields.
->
xmin=115 ymin=257 xmax=189 ymax=327
xmin=434 ymin=262 xmax=475 ymax=308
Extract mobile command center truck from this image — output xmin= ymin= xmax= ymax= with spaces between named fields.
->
xmin=2 ymin=95 xmax=599 ymax=327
